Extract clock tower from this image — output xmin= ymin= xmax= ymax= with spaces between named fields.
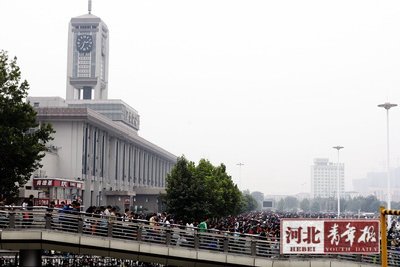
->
xmin=66 ymin=3 xmax=109 ymax=100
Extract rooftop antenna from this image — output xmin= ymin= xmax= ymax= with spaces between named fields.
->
xmin=88 ymin=0 xmax=92 ymax=14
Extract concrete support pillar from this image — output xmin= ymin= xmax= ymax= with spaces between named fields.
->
xmin=19 ymin=250 xmax=41 ymax=267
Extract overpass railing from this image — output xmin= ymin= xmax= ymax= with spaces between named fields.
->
xmin=0 ymin=208 xmax=396 ymax=266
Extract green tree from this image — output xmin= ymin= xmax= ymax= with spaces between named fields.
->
xmin=284 ymin=196 xmax=299 ymax=211
xmin=241 ymin=193 xmax=259 ymax=213
xmin=207 ymin=162 xmax=242 ymax=217
xmin=361 ymin=195 xmax=381 ymax=212
xmin=310 ymin=198 xmax=321 ymax=212
xmin=340 ymin=198 xmax=348 ymax=212
xmin=165 ymin=157 xmax=243 ymax=222
xmin=165 ymin=156 xmax=207 ymax=222
xmin=300 ymin=198 xmax=310 ymax=212
xmin=0 ymin=51 xmax=54 ymax=204
xmin=391 ymin=201 xmax=400 ymax=210
xmin=250 ymin=191 xmax=264 ymax=210
xmin=276 ymin=199 xmax=285 ymax=212
xmin=342 ymin=196 xmax=382 ymax=213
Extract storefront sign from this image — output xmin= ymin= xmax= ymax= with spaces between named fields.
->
xmin=33 ymin=179 xmax=83 ymax=189
xmin=35 ymin=180 xmax=53 ymax=186
xmin=281 ymin=219 xmax=379 ymax=254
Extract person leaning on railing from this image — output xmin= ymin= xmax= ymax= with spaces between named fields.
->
xmin=108 ymin=206 xmax=117 ymax=226
xmin=45 ymin=201 xmax=57 ymax=226
xmin=83 ymin=206 xmax=96 ymax=233
xmin=46 ymin=201 xmax=56 ymax=212
xmin=149 ymin=213 xmax=158 ymax=227
xmin=198 ymin=218 xmax=208 ymax=233
xmin=25 ymin=195 xmax=34 ymax=226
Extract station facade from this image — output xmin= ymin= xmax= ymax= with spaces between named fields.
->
xmin=22 ymin=8 xmax=176 ymax=212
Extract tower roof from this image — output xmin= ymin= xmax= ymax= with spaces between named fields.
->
xmin=75 ymin=13 xmax=100 ymax=20
xmin=70 ymin=13 xmax=108 ymax=29
xmin=71 ymin=13 xmax=101 ymax=24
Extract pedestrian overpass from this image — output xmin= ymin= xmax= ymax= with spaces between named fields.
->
xmin=0 ymin=209 xmax=389 ymax=266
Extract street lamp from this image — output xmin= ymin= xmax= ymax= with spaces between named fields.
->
xmin=378 ymin=102 xmax=397 ymax=217
xmin=237 ymin=163 xmax=244 ymax=189
xmin=333 ymin=146 xmax=344 ymax=218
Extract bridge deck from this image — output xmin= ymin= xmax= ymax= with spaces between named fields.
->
xmin=0 ymin=208 xmax=393 ymax=266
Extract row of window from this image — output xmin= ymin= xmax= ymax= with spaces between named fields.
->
xmin=76 ymin=25 xmax=97 ymax=29
xmin=82 ymin=124 xmax=173 ymax=187
xmin=78 ymin=55 xmax=91 ymax=60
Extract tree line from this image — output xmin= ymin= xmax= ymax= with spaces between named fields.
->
xmin=276 ymin=195 xmax=392 ymax=213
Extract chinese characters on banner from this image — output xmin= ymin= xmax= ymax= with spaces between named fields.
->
xmin=33 ymin=179 xmax=83 ymax=189
xmin=281 ymin=219 xmax=379 ymax=254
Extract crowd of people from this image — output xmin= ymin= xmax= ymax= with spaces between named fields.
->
xmin=5 ymin=203 xmax=400 ymax=264
xmin=62 ymin=206 xmax=380 ymax=241
xmin=167 ymin=210 xmax=375 ymax=237
xmin=11 ymin=199 xmax=395 ymax=245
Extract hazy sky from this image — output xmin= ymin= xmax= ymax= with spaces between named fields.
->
xmin=2 ymin=0 xmax=400 ymax=195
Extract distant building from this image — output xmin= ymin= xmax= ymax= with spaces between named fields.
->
xmin=311 ymin=158 xmax=344 ymax=199
xmin=343 ymin=191 xmax=360 ymax=200
xmin=264 ymin=195 xmax=287 ymax=202
xmin=261 ymin=199 xmax=275 ymax=210
xmin=294 ymin=192 xmax=311 ymax=201
xmin=353 ymin=168 xmax=400 ymax=202
xmin=22 ymin=8 xmax=176 ymax=212
xmin=250 ymin=191 xmax=264 ymax=209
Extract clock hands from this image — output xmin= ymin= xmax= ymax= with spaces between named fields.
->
xmin=77 ymin=35 xmax=93 ymax=53
xmin=79 ymin=40 xmax=91 ymax=51
xmin=80 ymin=41 xmax=86 ymax=50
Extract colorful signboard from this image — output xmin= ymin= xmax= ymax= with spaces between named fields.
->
xmin=281 ymin=219 xmax=379 ymax=254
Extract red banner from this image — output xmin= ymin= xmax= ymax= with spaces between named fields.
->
xmin=33 ymin=179 xmax=83 ymax=189
xmin=281 ymin=219 xmax=379 ymax=254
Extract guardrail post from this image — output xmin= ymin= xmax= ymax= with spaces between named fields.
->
xmin=380 ymin=206 xmax=388 ymax=267
xmin=77 ymin=216 xmax=84 ymax=234
xmin=166 ymin=229 xmax=171 ymax=246
xmin=137 ymin=226 xmax=142 ymax=241
xmin=9 ymin=211 xmax=15 ymax=228
xmin=223 ymin=237 xmax=229 ymax=253
xmin=251 ymin=239 xmax=257 ymax=256
xmin=45 ymin=213 xmax=52 ymax=229
xmin=108 ymin=222 xmax=113 ymax=237
xmin=194 ymin=232 xmax=200 ymax=249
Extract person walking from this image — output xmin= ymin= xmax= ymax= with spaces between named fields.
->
xmin=198 ymin=218 xmax=208 ymax=233
xmin=26 ymin=195 xmax=34 ymax=226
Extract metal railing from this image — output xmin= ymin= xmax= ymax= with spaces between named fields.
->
xmin=0 ymin=208 xmax=396 ymax=266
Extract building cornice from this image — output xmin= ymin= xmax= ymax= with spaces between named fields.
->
xmin=36 ymin=107 xmax=176 ymax=162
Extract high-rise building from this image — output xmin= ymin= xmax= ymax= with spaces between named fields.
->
xmin=311 ymin=158 xmax=344 ymax=198
xmin=353 ymin=168 xmax=400 ymax=202
xmin=23 ymin=6 xmax=176 ymax=212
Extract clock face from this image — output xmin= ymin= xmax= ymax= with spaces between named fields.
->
xmin=76 ymin=35 xmax=93 ymax=53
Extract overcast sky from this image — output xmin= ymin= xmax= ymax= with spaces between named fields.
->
xmin=2 ymin=0 xmax=400 ymax=195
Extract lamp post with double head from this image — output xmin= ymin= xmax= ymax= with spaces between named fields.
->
xmin=333 ymin=146 xmax=344 ymax=218
xmin=378 ymin=102 xmax=397 ymax=220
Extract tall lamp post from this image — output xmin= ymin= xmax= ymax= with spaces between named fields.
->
xmin=378 ymin=102 xmax=397 ymax=220
xmin=333 ymin=146 xmax=344 ymax=218
xmin=237 ymin=163 xmax=244 ymax=189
